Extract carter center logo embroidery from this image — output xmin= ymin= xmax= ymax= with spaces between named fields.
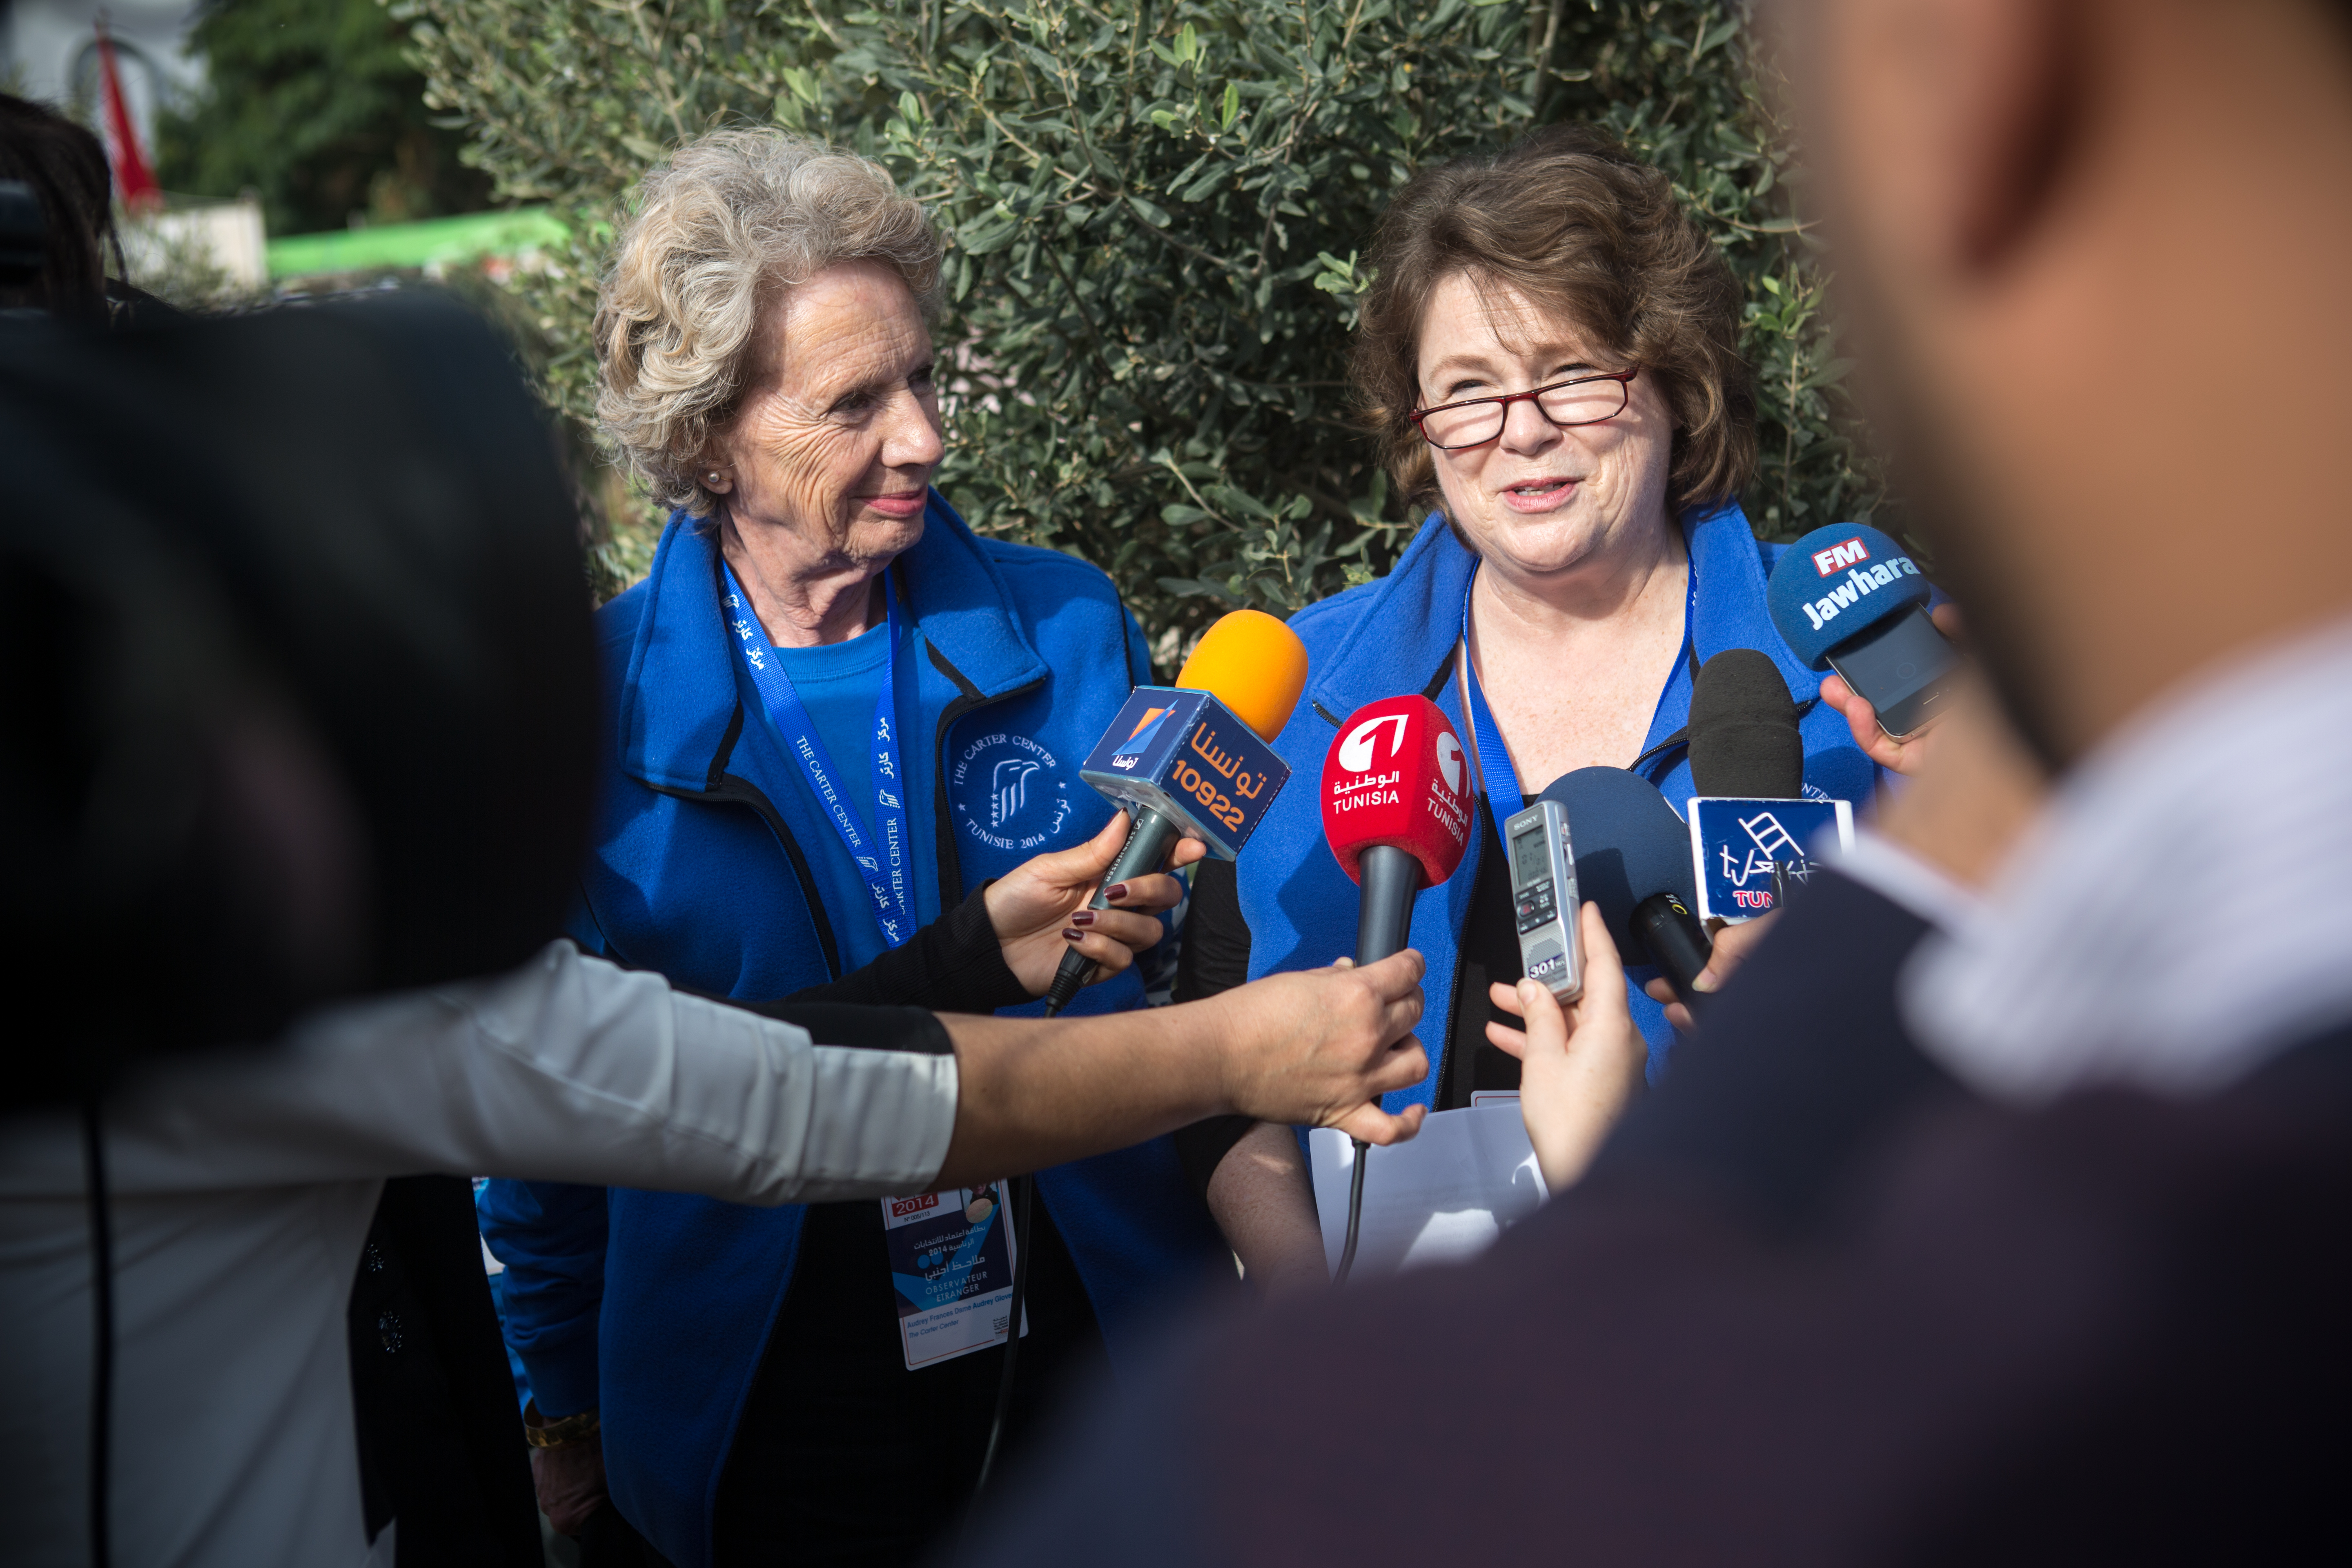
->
xmin=991 ymin=759 xmax=1042 ymax=829
xmin=953 ymin=732 xmax=1072 ymax=853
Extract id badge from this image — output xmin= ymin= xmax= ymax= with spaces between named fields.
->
xmin=880 ymin=1183 xmax=1026 ymax=1371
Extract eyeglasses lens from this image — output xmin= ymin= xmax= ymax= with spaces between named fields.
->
xmin=1420 ymin=378 xmax=1629 ymax=449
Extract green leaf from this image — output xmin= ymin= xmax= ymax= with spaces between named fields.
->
xmin=1221 ymin=80 xmax=1240 ymax=129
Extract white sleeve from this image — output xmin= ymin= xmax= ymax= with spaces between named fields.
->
xmin=9 ymin=942 xmax=957 ymax=1203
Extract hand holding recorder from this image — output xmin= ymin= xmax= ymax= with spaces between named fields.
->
xmin=1483 ymin=903 xmax=1646 ymax=1193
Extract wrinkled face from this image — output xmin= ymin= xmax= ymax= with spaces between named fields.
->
xmin=712 ymin=260 xmax=944 ymax=568
xmin=1416 ymin=270 xmax=1678 ymax=582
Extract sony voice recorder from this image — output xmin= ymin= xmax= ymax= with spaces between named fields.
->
xmin=1503 ymin=799 xmax=1584 ymax=1002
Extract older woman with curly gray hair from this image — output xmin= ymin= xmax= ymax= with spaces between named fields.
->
xmin=481 ymin=131 xmax=1237 ymax=1567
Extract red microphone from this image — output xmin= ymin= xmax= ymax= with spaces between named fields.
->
xmin=1320 ymin=695 xmax=1474 ymax=965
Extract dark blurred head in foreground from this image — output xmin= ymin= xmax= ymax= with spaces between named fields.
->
xmin=0 ymin=297 xmax=594 ymax=1108
xmin=1778 ymin=0 xmax=2352 ymax=766
xmin=0 ymin=92 xmax=125 ymax=323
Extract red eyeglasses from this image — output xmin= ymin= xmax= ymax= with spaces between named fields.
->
xmin=1409 ymin=369 xmax=1639 ymax=450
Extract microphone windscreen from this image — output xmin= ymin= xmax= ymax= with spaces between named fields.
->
xmin=1539 ymin=767 xmax=1698 ymax=952
xmin=1320 ymin=695 xmax=1474 ymax=887
xmin=1176 ymin=609 xmax=1310 ymax=741
xmin=1688 ymin=648 xmax=1803 ymax=798
xmin=1765 ymin=523 xmax=1933 ymax=670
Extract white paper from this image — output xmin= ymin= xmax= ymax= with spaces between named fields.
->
xmin=1308 ymin=1105 xmax=1550 ymax=1281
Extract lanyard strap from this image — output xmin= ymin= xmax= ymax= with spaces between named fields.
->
xmin=1463 ymin=654 xmax=1524 ymax=824
xmin=721 ymin=563 xmax=915 ymax=949
xmin=1460 ymin=555 xmax=1702 ymax=814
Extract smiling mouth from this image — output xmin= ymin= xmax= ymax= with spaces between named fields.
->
xmin=1503 ymin=477 xmax=1578 ymax=499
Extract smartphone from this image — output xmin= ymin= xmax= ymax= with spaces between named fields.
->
xmin=1826 ymin=602 xmax=1960 ymax=739
xmin=1502 ymin=799 xmax=1584 ymax=1002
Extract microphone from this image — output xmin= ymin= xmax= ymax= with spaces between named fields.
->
xmin=1319 ymin=695 xmax=1475 ymax=963
xmin=1684 ymin=649 xmax=1847 ymax=922
xmin=1319 ymin=695 xmax=1473 ymax=1285
xmin=1765 ymin=522 xmax=1959 ymax=741
xmin=1689 ymin=648 xmax=1804 ymax=799
xmin=1042 ymin=609 xmax=1309 ymax=1015
xmin=1540 ymin=767 xmax=1713 ymax=1002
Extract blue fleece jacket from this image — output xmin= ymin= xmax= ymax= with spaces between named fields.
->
xmin=1234 ymin=502 xmax=1885 ymax=1087
xmin=479 ymin=496 xmax=1223 ymax=1568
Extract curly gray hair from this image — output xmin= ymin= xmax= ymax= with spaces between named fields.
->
xmin=595 ymin=129 xmax=944 ymax=519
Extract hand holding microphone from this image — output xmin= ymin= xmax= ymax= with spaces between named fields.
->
xmin=983 ymin=811 xmax=1207 ymax=993
xmin=1766 ymin=522 xmax=1960 ymax=746
xmin=1817 ymin=603 xmax=1968 ymax=775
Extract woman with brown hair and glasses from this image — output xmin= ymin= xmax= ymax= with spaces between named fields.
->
xmin=1173 ymin=125 xmax=1893 ymax=1285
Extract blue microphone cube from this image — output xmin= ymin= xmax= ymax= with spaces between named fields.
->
xmin=1686 ymin=796 xmax=1855 ymax=922
xmin=1078 ymin=688 xmax=1290 ymax=860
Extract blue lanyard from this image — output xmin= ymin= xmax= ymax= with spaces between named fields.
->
xmin=1461 ymin=556 xmax=1701 ymax=818
xmin=720 ymin=563 xmax=914 ymax=949
xmin=1463 ymin=651 xmax=1524 ymax=825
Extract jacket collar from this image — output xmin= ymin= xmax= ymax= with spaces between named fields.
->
xmin=617 ymin=490 xmax=1047 ymax=792
xmin=1682 ymin=498 xmax=1823 ymax=706
xmin=1304 ymin=500 xmax=1818 ymax=726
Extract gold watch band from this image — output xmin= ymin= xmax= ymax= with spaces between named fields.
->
xmin=523 ymin=1404 xmax=601 ymax=1449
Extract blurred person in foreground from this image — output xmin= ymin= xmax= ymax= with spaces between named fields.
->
xmin=961 ymin=0 xmax=2352 ymax=1559
xmin=0 ymin=292 xmax=1431 ymax=1568
xmin=481 ymin=129 xmax=1346 ymax=1566
xmin=0 ymin=92 xmax=175 ymax=325
xmin=1174 ymin=125 xmax=1896 ymax=1287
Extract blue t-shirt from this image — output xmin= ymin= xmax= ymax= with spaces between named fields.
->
xmin=750 ymin=619 xmax=899 ymax=971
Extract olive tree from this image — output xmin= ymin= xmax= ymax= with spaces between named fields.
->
xmin=410 ymin=0 xmax=1882 ymax=653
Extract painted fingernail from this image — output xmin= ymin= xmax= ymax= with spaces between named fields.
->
xmin=1071 ymin=910 xmax=1097 ymax=927
xmin=1103 ymin=882 xmax=1130 ymax=903
xmin=1062 ymin=929 xmax=1085 ymax=942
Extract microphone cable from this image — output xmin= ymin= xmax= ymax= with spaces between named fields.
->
xmin=80 ymin=1094 xmax=114 ymax=1568
xmin=970 ymin=982 xmax=1068 ymax=1509
xmin=969 ymin=1171 xmax=1033 ymax=1503
xmin=1334 ymin=1137 xmax=1370 ymax=1286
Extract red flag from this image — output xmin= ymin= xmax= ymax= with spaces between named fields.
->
xmin=95 ymin=20 xmax=162 ymax=214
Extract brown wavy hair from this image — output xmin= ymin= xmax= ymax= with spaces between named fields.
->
xmin=1353 ymin=125 xmax=1755 ymax=523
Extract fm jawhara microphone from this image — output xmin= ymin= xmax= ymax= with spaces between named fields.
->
xmin=1040 ymin=610 xmax=1309 ymax=1016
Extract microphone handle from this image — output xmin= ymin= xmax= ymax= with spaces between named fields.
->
xmin=1042 ymin=806 xmax=1182 ymax=1016
xmin=1354 ymin=844 xmax=1426 ymax=966
xmin=1631 ymin=891 xmax=1713 ymax=1007
xmin=1334 ymin=844 xmax=1428 ymax=1287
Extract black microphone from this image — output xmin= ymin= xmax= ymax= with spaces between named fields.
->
xmin=1685 ymin=650 xmax=1852 ymax=922
xmin=1689 ymin=648 xmax=1804 ymax=798
xmin=1540 ymin=767 xmax=1713 ymax=1003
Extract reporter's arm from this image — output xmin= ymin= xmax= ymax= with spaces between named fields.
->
xmin=25 ymin=942 xmax=958 ymax=1205
xmin=931 ymin=951 xmax=1428 ymax=1187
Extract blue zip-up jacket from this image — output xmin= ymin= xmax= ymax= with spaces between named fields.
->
xmin=1237 ymin=502 xmax=1884 ymax=1086
xmin=480 ymin=496 xmax=1223 ymax=1568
